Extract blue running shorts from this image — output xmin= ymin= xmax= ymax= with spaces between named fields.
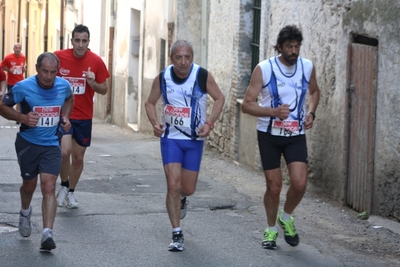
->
xmin=160 ymin=138 xmax=204 ymax=171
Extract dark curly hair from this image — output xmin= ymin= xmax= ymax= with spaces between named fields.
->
xmin=274 ymin=25 xmax=303 ymax=53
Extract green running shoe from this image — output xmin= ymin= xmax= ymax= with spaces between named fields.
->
xmin=278 ymin=211 xmax=299 ymax=247
xmin=262 ymin=228 xmax=278 ymax=249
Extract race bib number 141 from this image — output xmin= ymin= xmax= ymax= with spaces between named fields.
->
xmin=33 ymin=106 xmax=61 ymax=127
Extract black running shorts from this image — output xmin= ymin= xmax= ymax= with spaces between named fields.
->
xmin=257 ymin=130 xmax=308 ymax=170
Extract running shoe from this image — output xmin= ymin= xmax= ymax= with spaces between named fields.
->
xmin=40 ymin=229 xmax=56 ymax=250
xmin=277 ymin=211 xmax=299 ymax=246
xmin=180 ymin=197 xmax=189 ymax=219
xmin=56 ymin=186 xmax=68 ymax=207
xmin=168 ymin=231 xmax=184 ymax=251
xmin=66 ymin=192 xmax=79 ymax=209
xmin=262 ymin=228 xmax=278 ymax=249
xmin=18 ymin=206 xmax=32 ymax=237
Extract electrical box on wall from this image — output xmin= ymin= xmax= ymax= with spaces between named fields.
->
xmin=132 ymin=36 xmax=140 ymax=56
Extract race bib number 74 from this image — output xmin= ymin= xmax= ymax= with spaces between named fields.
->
xmin=63 ymin=77 xmax=86 ymax=94
xmin=164 ymin=104 xmax=191 ymax=127
xmin=33 ymin=106 xmax=61 ymax=127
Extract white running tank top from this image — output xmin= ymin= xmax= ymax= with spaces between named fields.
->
xmin=257 ymin=56 xmax=313 ymax=136
xmin=160 ymin=63 xmax=207 ymax=140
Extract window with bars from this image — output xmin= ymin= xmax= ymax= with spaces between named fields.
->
xmin=251 ymin=0 xmax=261 ymax=73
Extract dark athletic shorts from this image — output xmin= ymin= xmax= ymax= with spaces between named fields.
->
xmin=160 ymin=138 xmax=204 ymax=171
xmin=257 ymin=130 xmax=308 ymax=170
xmin=15 ymin=134 xmax=62 ymax=180
xmin=60 ymin=119 xmax=92 ymax=147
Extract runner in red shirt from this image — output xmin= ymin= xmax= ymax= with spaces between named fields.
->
xmin=2 ymin=43 xmax=27 ymax=121
xmin=54 ymin=24 xmax=110 ymax=209
xmin=1 ymin=43 xmax=26 ymax=91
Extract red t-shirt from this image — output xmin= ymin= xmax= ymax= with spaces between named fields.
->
xmin=54 ymin=49 xmax=110 ymax=120
xmin=1 ymin=53 xmax=26 ymax=85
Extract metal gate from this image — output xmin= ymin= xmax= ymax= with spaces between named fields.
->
xmin=346 ymin=43 xmax=378 ymax=213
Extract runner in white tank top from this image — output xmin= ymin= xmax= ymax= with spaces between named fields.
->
xmin=145 ymin=40 xmax=225 ymax=252
xmin=242 ymin=25 xmax=320 ymax=250
xmin=257 ymin=56 xmax=313 ymax=136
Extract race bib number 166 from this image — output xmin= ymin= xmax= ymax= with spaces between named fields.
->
xmin=164 ymin=104 xmax=191 ymax=127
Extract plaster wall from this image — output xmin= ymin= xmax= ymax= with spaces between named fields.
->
xmin=175 ymin=0 xmax=202 ymax=65
xmin=104 ymin=0 xmax=175 ymax=133
xmin=111 ymin=0 xmax=133 ymax=126
xmin=138 ymin=0 xmax=173 ymax=133
xmin=174 ymin=0 xmax=253 ymax=158
xmin=81 ymin=0 xmax=109 ymax=120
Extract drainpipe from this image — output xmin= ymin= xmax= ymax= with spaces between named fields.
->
xmin=44 ymin=0 xmax=49 ymax=51
xmin=25 ymin=0 xmax=30 ymax=77
xmin=2 ymin=1 xmax=5 ymax=58
xmin=60 ymin=0 xmax=64 ymax=49
xmin=17 ymin=0 xmax=22 ymax=42
xmin=106 ymin=0 xmax=116 ymax=118
xmin=201 ymin=0 xmax=208 ymax=68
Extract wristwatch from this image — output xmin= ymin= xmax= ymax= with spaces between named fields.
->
xmin=308 ymin=111 xmax=316 ymax=120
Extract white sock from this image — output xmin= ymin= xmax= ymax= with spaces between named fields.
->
xmin=173 ymin=227 xmax=181 ymax=233
xmin=43 ymin=228 xmax=52 ymax=234
xmin=267 ymin=225 xmax=278 ymax=232
xmin=20 ymin=206 xmax=31 ymax=217
xmin=282 ymin=211 xmax=291 ymax=221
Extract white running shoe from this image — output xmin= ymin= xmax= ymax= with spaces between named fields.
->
xmin=18 ymin=206 xmax=32 ymax=237
xmin=168 ymin=231 xmax=184 ymax=251
xmin=66 ymin=192 xmax=79 ymax=209
xmin=40 ymin=229 xmax=56 ymax=250
xmin=56 ymin=186 xmax=68 ymax=207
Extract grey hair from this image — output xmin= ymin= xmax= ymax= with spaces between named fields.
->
xmin=170 ymin=40 xmax=194 ymax=57
xmin=36 ymin=52 xmax=60 ymax=69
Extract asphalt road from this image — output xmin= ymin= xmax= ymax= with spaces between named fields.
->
xmin=0 ymin=117 xmax=399 ymax=267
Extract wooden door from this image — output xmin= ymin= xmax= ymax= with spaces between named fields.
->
xmin=346 ymin=43 xmax=377 ymax=213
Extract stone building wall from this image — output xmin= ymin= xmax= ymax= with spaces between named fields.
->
xmin=206 ymin=1 xmax=254 ymax=159
xmin=174 ymin=0 xmax=254 ymax=159
xmin=206 ymin=0 xmax=252 ymax=158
